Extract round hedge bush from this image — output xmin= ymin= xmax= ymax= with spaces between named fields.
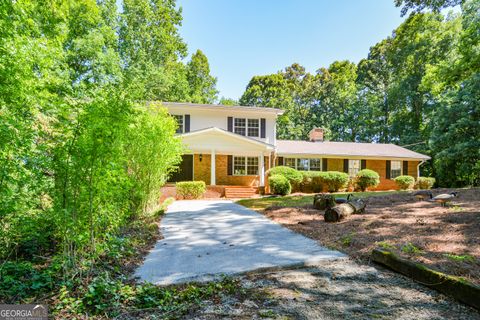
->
xmin=319 ymin=171 xmax=349 ymax=192
xmin=298 ymin=171 xmax=323 ymax=193
xmin=416 ymin=177 xmax=435 ymax=189
xmin=268 ymin=174 xmax=291 ymax=195
xmin=355 ymin=169 xmax=380 ymax=191
xmin=267 ymin=166 xmax=303 ymax=186
xmin=394 ymin=175 xmax=415 ymax=190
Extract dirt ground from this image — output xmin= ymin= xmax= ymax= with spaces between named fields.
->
xmin=263 ymin=188 xmax=480 ymax=285
xmin=188 ymin=259 xmax=480 ymax=319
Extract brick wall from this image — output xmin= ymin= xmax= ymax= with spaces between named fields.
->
xmin=193 ymin=154 xmax=269 ymax=187
xmin=193 ymin=154 xmax=211 ymax=184
xmin=327 ymin=158 xmax=344 ymax=172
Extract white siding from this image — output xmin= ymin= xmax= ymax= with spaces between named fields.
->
xmin=165 ymin=105 xmax=278 ymax=145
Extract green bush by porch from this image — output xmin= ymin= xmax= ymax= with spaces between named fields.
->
xmin=268 ymin=174 xmax=292 ymax=195
xmin=176 ymin=181 xmax=206 ymax=199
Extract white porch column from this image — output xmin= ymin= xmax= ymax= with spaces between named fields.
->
xmin=259 ymin=154 xmax=265 ymax=187
xmin=210 ymin=149 xmax=216 ymax=185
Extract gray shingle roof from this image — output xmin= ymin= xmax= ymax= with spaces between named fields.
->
xmin=162 ymin=102 xmax=284 ymax=115
xmin=276 ymin=140 xmax=430 ymax=160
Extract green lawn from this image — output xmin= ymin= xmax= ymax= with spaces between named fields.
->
xmin=237 ymin=191 xmax=405 ymax=210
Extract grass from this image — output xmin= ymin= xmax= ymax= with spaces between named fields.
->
xmin=237 ymin=190 xmax=404 ymax=210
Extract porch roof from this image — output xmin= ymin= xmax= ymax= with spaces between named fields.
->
xmin=179 ymin=127 xmax=275 ymax=155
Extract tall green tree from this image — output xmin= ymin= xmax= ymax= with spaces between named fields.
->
xmin=120 ymin=0 xmax=189 ymax=101
xmin=357 ymin=39 xmax=395 ymax=143
xmin=395 ymin=0 xmax=463 ymax=15
xmin=186 ymin=49 xmax=218 ymax=103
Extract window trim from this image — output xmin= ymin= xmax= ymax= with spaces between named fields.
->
xmin=233 ymin=117 xmax=260 ymax=138
xmin=283 ymin=157 xmax=323 ymax=171
xmin=233 ymin=156 xmax=259 ymax=176
xmin=348 ymin=159 xmax=361 ymax=177
xmin=173 ymin=114 xmax=184 ymax=134
xmin=390 ymin=160 xmax=402 ymax=179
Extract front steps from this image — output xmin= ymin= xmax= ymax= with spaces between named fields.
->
xmin=224 ymin=186 xmax=258 ymax=198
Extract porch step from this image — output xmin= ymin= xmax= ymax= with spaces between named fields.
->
xmin=224 ymin=187 xmax=258 ymax=199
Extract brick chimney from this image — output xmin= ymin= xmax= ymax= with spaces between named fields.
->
xmin=309 ymin=128 xmax=324 ymax=142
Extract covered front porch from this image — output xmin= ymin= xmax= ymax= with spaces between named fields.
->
xmin=169 ymin=127 xmax=275 ymax=193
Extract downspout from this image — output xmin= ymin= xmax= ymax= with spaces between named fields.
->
xmin=417 ymin=160 xmax=426 ymax=178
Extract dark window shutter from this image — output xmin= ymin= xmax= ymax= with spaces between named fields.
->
xmin=343 ymin=159 xmax=349 ymax=173
xmin=386 ymin=160 xmax=391 ymax=179
xmin=361 ymin=159 xmax=366 ymax=170
xmin=184 ymin=114 xmax=190 ymax=133
xmin=260 ymin=118 xmax=266 ymax=138
xmin=227 ymin=155 xmax=233 ymax=175
xmin=403 ymin=161 xmax=408 ymax=175
xmin=278 ymin=157 xmax=284 ymax=166
xmin=227 ymin=117 xmax=233 ymax=132
xmin=322 ymin=158 xmax=328 ymax=171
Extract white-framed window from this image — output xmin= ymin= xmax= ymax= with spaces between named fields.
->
xmin=234 ymin=118 xmax=246 ymax=136
xmin=284 ymin=158 xmax=322 ymax=171
xmin=391 ymin=160 xmax=402 ymax=179
xmin=247 ymin=157 xmax=259 ymax=175
xmin=348 ymin=159 xmax=361 ymax=177
xmin=173 ymin=115 xmax=184 ymax=133
xmin=233 ymin=156 xmax=258 ymax=176
xmin=247 ymin=119 xmax=259 ymax=137
xmin=284 ymin=158 xmax=296 ymax=169
xmin=297 ymin=158 xmax=309 ymax=171
xmin=310 ymin=159 xmax=321 ymax=171
xmin=234 ymin=118 xmax=260 ymax=137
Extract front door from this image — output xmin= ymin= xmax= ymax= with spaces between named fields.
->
xmin=168 ymin=155 xmax=193 ymax=182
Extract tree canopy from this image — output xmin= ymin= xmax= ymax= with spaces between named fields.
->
xmin=240 ymin=1 xmax=479 ymax=186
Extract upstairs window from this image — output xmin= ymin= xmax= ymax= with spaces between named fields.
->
xmin=348 ymin=159 xmax=361 ymax=177
xmin=173 ymin=115 xmax=184 ymax=133
xmin=234 ymin=118 xmax=246 ymax=136
xmin=234 ymin=118 xmax=260 ymax=137
xmin=247 ymin=119 xmax=259 ymax=137
xmin=391 ymin=160 xmax=402 ymax=179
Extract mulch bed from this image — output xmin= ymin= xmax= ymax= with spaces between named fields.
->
xmin=263 ymin=188 xmax=480 ymax=285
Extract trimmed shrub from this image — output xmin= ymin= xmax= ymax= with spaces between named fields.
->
xmin=298 ymin=171 xmax=323 ymax=193
xmin=267 ymin=166 xmax=303 ymax=184
xmin=355 ymin=169 xmax=380 ymax=191
xmin=319 ymin=171 xmax=349 ymax=192
xmin=416 ymin=177 xmax=435 ymax=189
xmin=176 ymin=181 xmax=206 ymax=199
xmin=394 ymin=175 xmax=415 ymax=190
xmin=267 ymin=166 xmax=303 ymax=191
xmin=268 ymin=174 xmax=291 ymax=195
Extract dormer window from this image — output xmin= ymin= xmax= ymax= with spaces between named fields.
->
xmin=234 ymin=118 xmax=259 ymax=137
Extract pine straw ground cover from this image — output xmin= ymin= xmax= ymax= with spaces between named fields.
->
xmin=259 ymin=188 xmax=480 ymax=286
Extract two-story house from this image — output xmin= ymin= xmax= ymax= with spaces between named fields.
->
xmin=164 ymin=102 xmax=430 ymax=197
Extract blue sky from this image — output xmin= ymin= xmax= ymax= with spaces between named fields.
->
xmin=177 ymin=0 xmax=406 ymax=101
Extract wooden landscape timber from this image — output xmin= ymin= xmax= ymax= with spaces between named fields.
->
xmin=372 ymin=248 xmax=480 ymax=310
xmin=324 ymin=199 xmax=366 ymax=222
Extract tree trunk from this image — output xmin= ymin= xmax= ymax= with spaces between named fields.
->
xmin=313 ymin=193 xmax=336 ymax=210
xmin=324 ymin=199 xmax=366 ymax=222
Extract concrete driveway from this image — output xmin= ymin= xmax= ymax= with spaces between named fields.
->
xmin=135 ymin=200 xmax=344 ymax=285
